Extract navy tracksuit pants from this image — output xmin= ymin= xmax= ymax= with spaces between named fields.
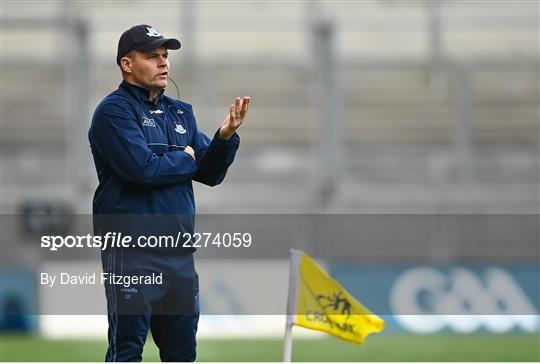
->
xmin=101 ymin=248 xmax=199 ymax=362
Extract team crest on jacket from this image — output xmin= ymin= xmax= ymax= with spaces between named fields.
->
xmin=175 ymin=121 xmax=186 ymax=134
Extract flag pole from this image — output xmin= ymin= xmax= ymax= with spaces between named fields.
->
xmin=283 ymin=321 xmax=294 ymax=362
xmin=283 ymin=249 xmax=302 ymax=362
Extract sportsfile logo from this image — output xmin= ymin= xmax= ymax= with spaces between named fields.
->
xmin=142 ymin=117 xmax=156 ymax=127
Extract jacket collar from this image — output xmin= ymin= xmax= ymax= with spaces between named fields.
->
xmin=120 ymin=80 xmax=165 ymax=105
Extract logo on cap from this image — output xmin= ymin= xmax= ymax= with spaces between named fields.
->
xmin=146 ymin=27 xmax=162 ymax=37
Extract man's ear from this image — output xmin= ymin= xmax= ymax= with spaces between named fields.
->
xmin=121 ymin=57 xmax=133 ymax=73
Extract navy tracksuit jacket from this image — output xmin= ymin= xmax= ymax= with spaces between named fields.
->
xmin=89 ymin=81 xmax=239 ymax=362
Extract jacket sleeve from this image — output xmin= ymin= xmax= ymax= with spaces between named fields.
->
xmin=192 ymin=125 xmax=240 ymax=187
xmin=91 ymin=100 xmax=197 ymax=186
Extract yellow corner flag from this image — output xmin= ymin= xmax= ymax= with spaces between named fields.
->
xmin=284 ymin=250 xmax=384 ymax=360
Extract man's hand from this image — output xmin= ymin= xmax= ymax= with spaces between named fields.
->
xmin=184 ymin=145 xmax=195 ymax=160
xmin=219 ymin=96 xmax=250 ymax=140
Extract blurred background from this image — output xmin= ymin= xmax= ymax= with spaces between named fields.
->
xmin=1 ymin=0 xmax=539 ymax=361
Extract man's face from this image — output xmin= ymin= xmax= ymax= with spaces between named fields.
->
xmin=123 ymin=47 xmax=169 ymax=90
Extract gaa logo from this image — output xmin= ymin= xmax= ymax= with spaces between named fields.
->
xmin=142 ymin=117 xmax=156 ymax=127
xmin=390 ymin=267 xmax=539 ymax=333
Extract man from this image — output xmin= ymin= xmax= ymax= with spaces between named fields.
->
xmin=88 ymin=24 xmax=249 ymax=362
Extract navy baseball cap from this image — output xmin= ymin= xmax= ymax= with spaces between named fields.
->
xmin=117 ymin=24 xmax=181 ymax=65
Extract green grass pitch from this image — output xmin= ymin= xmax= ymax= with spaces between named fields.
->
xmin=1 ymin=334 xmax=539 ymax=361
